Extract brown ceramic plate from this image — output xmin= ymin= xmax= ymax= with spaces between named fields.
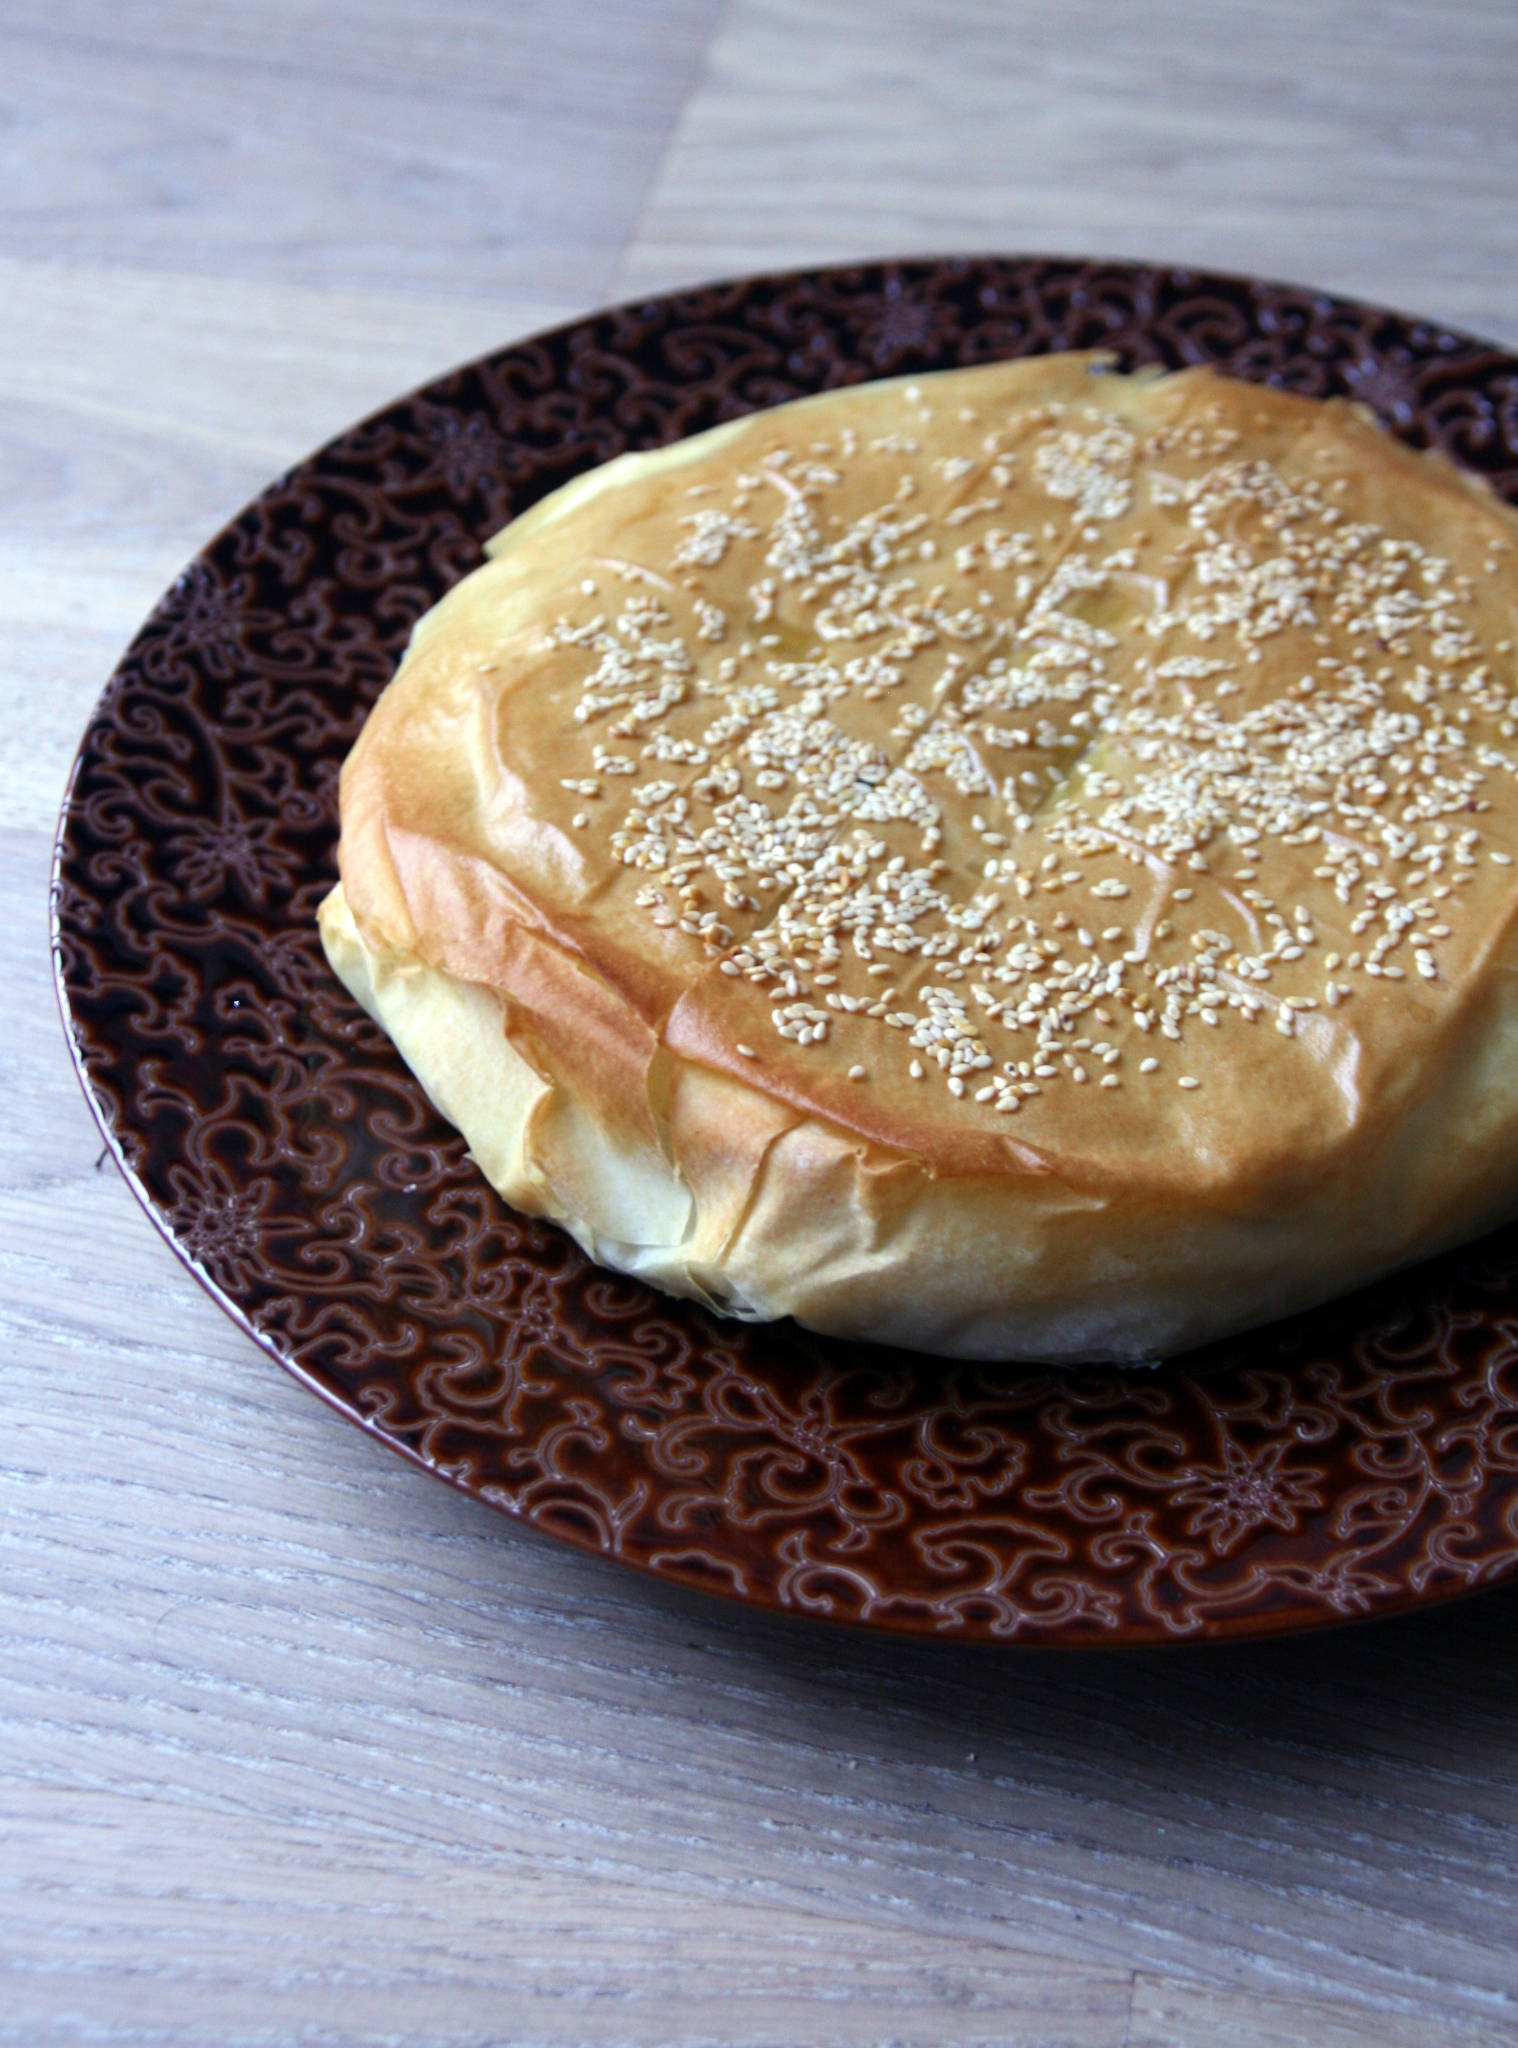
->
xmin=52 ymin=256 xmax=1518 ymax=1645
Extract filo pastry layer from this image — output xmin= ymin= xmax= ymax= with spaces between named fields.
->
xmin=320 ymin=354 xmax=1518 ymax=1361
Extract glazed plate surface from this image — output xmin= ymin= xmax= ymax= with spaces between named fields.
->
xmin=53 ymin=256 xmax=1518 ymax=1644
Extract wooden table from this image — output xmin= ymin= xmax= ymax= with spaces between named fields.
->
xmin=6 ymin=4 xmax=1518 ymax=2040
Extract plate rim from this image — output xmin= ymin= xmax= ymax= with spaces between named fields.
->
xmin=51 ymin=248 xmax=1518 ymax=1649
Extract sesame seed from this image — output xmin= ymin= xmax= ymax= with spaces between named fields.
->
xmin=848 ymin=1064 xmax=867 ymax=1081
xmin=1178 ymin=1075 xmax=1201 ymax=1089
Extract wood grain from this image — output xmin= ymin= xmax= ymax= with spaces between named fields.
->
xmin=0 ymin=255 xmax=576 ymax=834
xmin=1128 ymin=1976 xmax=1513 ymax=2048
xmin=2 ymin=1789 xmax=1136 ymax=2047
xmin=617 ymin=0 xmax=1518 ymax=346
xmin=1 ymin=0 xmax=724 ymax=299
xmin=7 ymin=3 xmax=1518 ymax=2041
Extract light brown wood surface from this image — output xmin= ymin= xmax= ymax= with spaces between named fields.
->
xmin=5 ymin=4 xmax=1518 ymax=2043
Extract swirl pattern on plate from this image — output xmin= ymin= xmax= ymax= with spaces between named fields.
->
xmin=53 ymin=256 xmax=1518 ymax=1643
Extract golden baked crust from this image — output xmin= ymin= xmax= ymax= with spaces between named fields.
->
xmin=320 ymin=354 xmax=1518 ymax=1360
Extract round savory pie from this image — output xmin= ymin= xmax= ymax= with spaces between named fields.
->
xmin=319 ymin=353 xmax=1518 ymax=1362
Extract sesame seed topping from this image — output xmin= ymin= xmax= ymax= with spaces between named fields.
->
xmin=495 ymin=366 xmax=1518 ymax=1131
